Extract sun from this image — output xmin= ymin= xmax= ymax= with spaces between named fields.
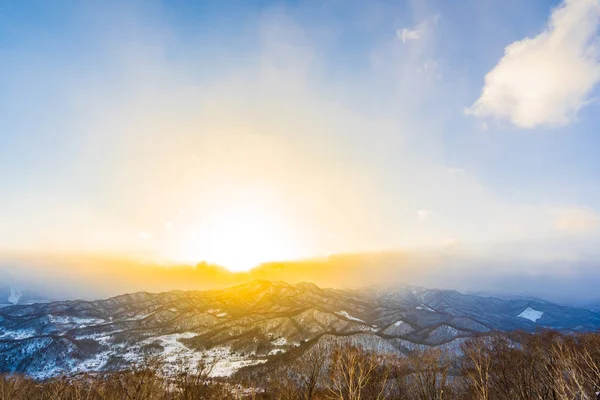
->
xmin=170 ymin=196 xmax=305 ymax=272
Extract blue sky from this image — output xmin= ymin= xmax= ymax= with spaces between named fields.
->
xmin=1 ymin=0 xmax=600 ymax=276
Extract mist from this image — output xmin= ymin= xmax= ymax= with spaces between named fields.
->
xmin=1 ymin=246 xmax=599 ymax=307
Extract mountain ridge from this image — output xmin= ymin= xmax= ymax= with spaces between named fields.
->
xmin=1 ymin=280 xmax=599 ymax=379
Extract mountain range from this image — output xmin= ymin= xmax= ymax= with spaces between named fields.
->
xmin=1 ymin=280 xmax=599 ymax=379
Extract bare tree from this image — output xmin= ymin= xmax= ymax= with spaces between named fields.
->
xmin=292 ymin=341 xmax=329 ymax=400
xmin=388 ymin=355 xmax=411 ymax=399
xmin=408 ymin=347 xmax=451 ymax=400
xmin=0 ymin=374 xmax=35 ymax=400
xmin=110 ymin=356 xmax=168 ymax=400
xmin=172 ymin=355 xmax=224 ymax=400
xmin=326 ymin=344 xmax=389 ymax=400
xmin=542 ymin=334 xmax=600 ymax=400
xmin=461 ymin=337 xmax=493 ymax=400
xmin=40 ymin=376 xmax=71 ymax=400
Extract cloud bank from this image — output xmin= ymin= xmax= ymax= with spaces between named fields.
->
xmin=468 ymin=0 xmax=600 ymax=128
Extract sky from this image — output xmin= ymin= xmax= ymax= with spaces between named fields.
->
xmin=1 ymin=0 xmax=600 ymax=294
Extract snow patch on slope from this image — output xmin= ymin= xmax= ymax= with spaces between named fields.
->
xmin=416 ymin=304 xmax=435 ymax=312
xmin=0 ymin=328 xmax=36 ymax=340
xmin=336 ymin=311 xmax=365 ymax=323
xmin=383 ymin=320 xmax=415 ymax=336
xmin=428 ymin=325 xmax=460 ymax=344
xmin=271 ymin=337 xmax=287 ymax=346
xmin=518 ymin=307 xmax=544 ymax=323
xmin=48 ymin=315 xmax=105 ymax=327
xmin=117 ymin=333 xmax=268 ymax=377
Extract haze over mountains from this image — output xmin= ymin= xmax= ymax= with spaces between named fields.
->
xmin=2 ymin=250 xmax=600 ymax=306
xmin=1 ymin=280 xmax=599 ymax=379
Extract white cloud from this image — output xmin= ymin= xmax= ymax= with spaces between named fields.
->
xmin=138 ymin=230 xmax=152 ymax=240
xmin=397 ymin=16 xmax=438 ymax=44
xmin=399 ymin=26 xmax=423 ymax=43
xmin=467 ymin=0 xmax=600 ymax=128
xmin=417 ymin=209 xmax=431 ymax=221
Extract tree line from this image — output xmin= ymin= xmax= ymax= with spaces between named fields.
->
xmin=1 ymin=330 xmax=600 ymax=399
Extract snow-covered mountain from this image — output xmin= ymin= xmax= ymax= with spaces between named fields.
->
xmin=1 ymin=280 xmax=599 ymax=378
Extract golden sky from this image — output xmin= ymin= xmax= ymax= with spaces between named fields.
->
xmin=2 ymin=0 xmax=600 ymax=274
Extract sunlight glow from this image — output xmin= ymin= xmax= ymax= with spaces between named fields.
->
xmin=169 ymin=192 xmax=306 ymax=272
